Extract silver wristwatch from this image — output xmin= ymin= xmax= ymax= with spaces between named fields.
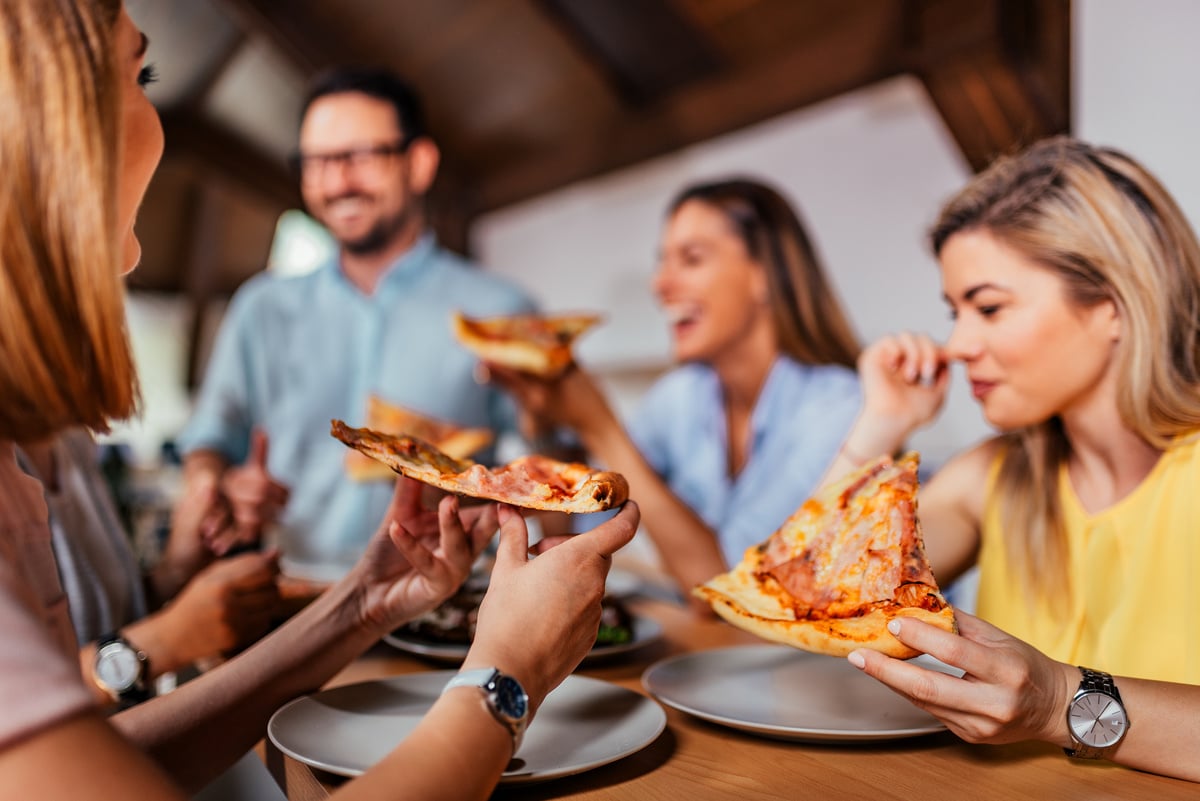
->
xmin=442 ymin=667 xmax=529 ymax=755
xmin=1065 ymin=667 xmax=1129 ymax=759
xmin=93 ymin=632 xmax=151 ymax=706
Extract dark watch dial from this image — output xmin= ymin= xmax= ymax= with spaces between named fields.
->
xmin=493 ymin=674 xmax=528 ymax=721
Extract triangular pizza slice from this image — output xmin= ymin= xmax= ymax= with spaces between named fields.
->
xmin=695 ymin=452 xmax=956 ymax=658
xmin=451 ymin=311 xmax=602 ymax=378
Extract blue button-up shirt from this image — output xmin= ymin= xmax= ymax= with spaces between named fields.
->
xmin=628 ymin=356 xmax=862 ymax=565
xmin=177 ymin=235 xmax=535 ymax=579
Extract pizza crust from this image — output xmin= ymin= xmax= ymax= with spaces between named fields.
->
xmin=451 ymin=311 xmax=601 ymax=378
xmin=694 ymin=563 xmax=956 ymax=659
xmin=332 ymin=420 xmax=628 ymax=513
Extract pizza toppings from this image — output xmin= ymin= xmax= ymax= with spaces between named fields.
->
xmin=331 ymin=420 xmax=629 ymax=513
xmin=694 ymin=452 xmax=955 ymax=658
xmin=451 ymin=311 xmax=602 ymax=377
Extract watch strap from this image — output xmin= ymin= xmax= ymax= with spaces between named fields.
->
xmin=442 ymin=668 xmax=527 ymax=754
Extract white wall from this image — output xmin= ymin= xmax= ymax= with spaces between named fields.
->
xmin=474 ymin=75 xmax=989 ymax=470
xmin=1076 ymin=0 xmax=1200 ymax=228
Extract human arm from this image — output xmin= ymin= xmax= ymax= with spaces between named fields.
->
xmin=489 ymin=364 xmax=726 ymax=605
xmin=818 ymin=332 xmax=952 ymax=485
xmin=342 ymin=502 xmax=641 ymax=801
xmin=109 ymin=477 xmax=498 ymax=793
xmin=848 ymin=612 xmax=1200 ymax=783
xmin=79 ymin=550 xmax=285 ymax=707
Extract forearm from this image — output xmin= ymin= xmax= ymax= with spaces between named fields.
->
xmin=1048 ymin=673 xmax=1200 ymax=782
xmin=77 ymin=614 xmax=201 ymax=710
xmin=332 ymin=691 xmax=512 ymax=801
xmin=111 ymin=576 xmax=379 ymax=793
xmin=819 ymin=412 xmax=914 ymax=487
xmin=182 ymin=449 xmax=227 ymax=483
xmin=583 ymin=422 xmax=726 ymax=602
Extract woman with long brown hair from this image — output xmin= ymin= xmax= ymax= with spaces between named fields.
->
xmin=492 ymin=178 xmax=862 ymax=598
xmin=0 ymin=2 xmax=637 ymax=798
xmin=830 ymin=137 xmax=1200 ymax=780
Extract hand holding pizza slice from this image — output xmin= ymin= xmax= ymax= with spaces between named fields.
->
xmin=694 ymin=452 xmax=956 ymax=658
xmin=451 ymin=310 xmax=602 ymax=378
xmin=332 ymin=420 xmax=628 ymax=513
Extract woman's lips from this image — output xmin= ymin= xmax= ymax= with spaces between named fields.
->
xmin=970 ymin=380 xmax=996 ymax=400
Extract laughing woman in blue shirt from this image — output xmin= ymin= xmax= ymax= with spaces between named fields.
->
xmin=492 ymin=179 xmax=862 ymax=600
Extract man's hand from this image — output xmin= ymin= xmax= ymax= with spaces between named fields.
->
xmin=212 ymin=429 xmax=290 ymax=554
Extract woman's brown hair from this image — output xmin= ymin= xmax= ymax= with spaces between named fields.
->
xmin=0 ymin=0 xmax=138 ymax=440
xmin=931 ymin=136 xmax=1200 ymax=604
xmin=668 ymin=178 xmax=860 ymax=369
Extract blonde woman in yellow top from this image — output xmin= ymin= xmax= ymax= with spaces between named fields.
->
xmin=825 ymin=138 xmax=1200 ymax=782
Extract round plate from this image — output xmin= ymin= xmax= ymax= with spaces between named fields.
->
xmin=382 ymin=616 xmax=663 ymax=665
xmin=268 ymin=673 xmax=666 ymax=783
xmin=643 ymin=644 xmax=957 ymax=742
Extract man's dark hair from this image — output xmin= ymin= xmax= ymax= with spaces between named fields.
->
xmin=300 ymin=66 xmax=427 ymax=143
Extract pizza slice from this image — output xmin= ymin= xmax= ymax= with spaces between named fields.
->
xmin=694 ymin=452 xmax=956 ymax=658
xmin=332 ymin=420 xmax=628 ymax=513
xmin=451 ymin=311 xmax=602 ymax=378
xmin=346 ymin=395 xmax=494 ymax=481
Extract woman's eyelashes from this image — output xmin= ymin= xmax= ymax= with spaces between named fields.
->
xmin=138 ymin=63 xmax=158 ymax=89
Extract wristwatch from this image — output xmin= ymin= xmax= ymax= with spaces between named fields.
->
xmin=1064 ymin=666 xmax=1129 ymax=759
xmin=93 ymin=632 xmax=151 ymax=706
xmin=442 ymin=668 xmax=529 ymax=755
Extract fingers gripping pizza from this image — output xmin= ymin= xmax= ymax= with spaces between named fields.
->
xmin=451 ymin=311 xmax=602 ymax=378
xmin=332 ymin=420 xmax=628 ymax=513
xmin=694 ymin=453 xmax=956 ymax=658
xmin=346 ymin=395 xmax=494 ymax=481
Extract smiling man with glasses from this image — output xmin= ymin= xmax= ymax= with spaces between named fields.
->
xmin=179 ymin=67 xmax=537 ymax=582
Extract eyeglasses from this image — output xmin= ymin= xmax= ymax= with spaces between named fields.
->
xmin=290 ymin=140 xmax=410 ymax=181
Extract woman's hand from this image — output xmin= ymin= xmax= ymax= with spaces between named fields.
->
xmin=485 ymin=363 xmax=616 ymax=442
xmin=463 ymin=502 xmax=640 ymax=714
xmin=158 ymin=551 xmax=284 ymax=661
xmin=856 ymin=333 xmax=951 ymax=443
xmin=848 ymin=611 xmax=1076 ymax=746
xmin=350 ymin=477 xmax=499 ymax=633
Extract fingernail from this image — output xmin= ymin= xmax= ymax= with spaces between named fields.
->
xmin=887 ymin=619 xmax=902 ymax=636
xmin=920 ymin=366 xmax=936 ymax=386
xmin=848 ymin=651 xmax=866 ymax=669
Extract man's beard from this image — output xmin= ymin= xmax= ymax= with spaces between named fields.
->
xmin=322 ymin=197 xmax=415 ymax=256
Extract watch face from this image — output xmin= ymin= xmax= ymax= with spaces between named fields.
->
xmin=492 ymin=674 xmax=528 ymax=722
xmin=95 ymin=643 xmax=140 ymax=691
xmin=1068 ymin=691 xmax=1127 ymax=748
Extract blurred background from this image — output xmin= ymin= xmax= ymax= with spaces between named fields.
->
xmin=114 ymin=0 xmax=1199 ymax=482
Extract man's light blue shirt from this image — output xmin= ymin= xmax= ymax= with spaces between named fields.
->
xmin=628 ymin=356 xmax=862 ymax=565
xmin=177 ymin=235 xmax=535 ymax=579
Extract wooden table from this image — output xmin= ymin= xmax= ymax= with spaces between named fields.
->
xmin=266 ymin=599 xmax=1196 ymax=800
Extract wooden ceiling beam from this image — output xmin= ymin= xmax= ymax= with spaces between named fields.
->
xmin=473 ymin=4 xmax=906 ymax=212
xmin=905 ymin=0 xmax=1071 ymax=171
xmin=159 ymin=111 xmax=300 ymax=209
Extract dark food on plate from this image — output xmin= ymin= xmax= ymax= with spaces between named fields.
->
xmin=396 ymin=576 xmax=634 ymax=649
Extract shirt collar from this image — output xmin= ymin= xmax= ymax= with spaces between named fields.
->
xmin=317 ymin=232 xmax=438 ymax=299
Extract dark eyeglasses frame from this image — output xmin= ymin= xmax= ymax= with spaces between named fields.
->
xmin=289 ymin=137 xmax=414 ymax=180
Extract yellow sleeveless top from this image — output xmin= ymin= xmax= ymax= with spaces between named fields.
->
xmin=976 ymin=433 xmax=1200 ymax=683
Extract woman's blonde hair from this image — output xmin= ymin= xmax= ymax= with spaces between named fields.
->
xmin=0 ymin=0 xmax=137 ymax=441
xmin=931 ymin=136 xmax=1200 ymax=603
xmin=668 ymin=179 xmax=860 ymax=369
